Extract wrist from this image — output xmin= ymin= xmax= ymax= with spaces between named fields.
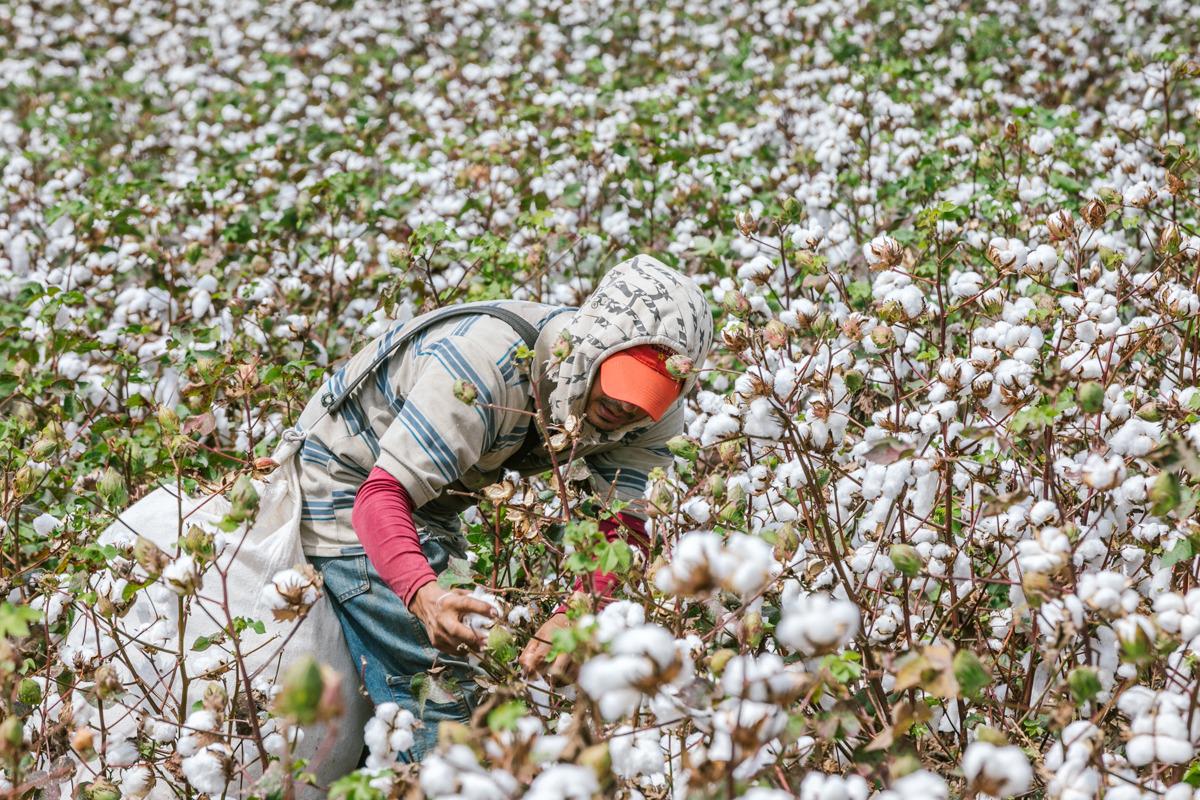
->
xmin=409 ymin=579 xmax=443 ymax=620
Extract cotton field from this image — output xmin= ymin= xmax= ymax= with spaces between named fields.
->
xmin=2 ymin=0 xmax=1200 ymax=798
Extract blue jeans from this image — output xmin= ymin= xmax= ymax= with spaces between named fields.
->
xmin=308 ymin=539 xmax=478 ymax=761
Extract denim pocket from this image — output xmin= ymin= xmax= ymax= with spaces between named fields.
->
xmin=384 ymin=673 xmax=475 ymax=722
xmin=313 ymin=554 xmax=370 ymax=603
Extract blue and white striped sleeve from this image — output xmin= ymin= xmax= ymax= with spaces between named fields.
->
xmin=375 ymin=334 xmax=511 ymax=508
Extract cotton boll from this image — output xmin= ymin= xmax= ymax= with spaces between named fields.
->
xmin=1030 ymin=499 xmax=1059 ymax=526
xmin=863 ymin=235 xmax=902 ymax=268
xmin=1029 ymin=129 xmax=1055 ymax=155
xmin=608 ymin=725 xmax=666 ymax=779
xmin=525 ymin=764 xmax=598 ymax=800
xmin=961 ymin=741 xmax=1032 ymax=797
xmin=875 ymin=770 xmax=949 ymax=800
xmin=1126 ymin=708 xmax=1195 ymax=766
xmin=463 ymin=586 xmax=504 ymax=635
xmin=32 ymin=514 xmax=61 ymax=536
xmin=736 ymin=255 xmax=774 ymax=283
xmin=743 ymin=396 xmax=785 ymax=440
xmin=655 ymin=531 xmax=779 ymax=600
xmin=1108 ymin=418 xmax=1161 ymax=457
xmin=364 ymin=702 xmax=417 ymax=768
xmin=799 ymin=772 xmax=869 ymax=800
xmin=118 ymin=765 xmax=154 ymax=799
xmin=1077 ymin=570 xmax=1135 ymax=616
xmin=1016 ymin=527 xmax=1071 ymax=574
xmin=680 ymin=496 xmax=711 ymax=524
xmin=1081 ymin=453 xmax=1126 ymax=491
xmin=594 ymin=601 xmax=645 ymax=644
xmin=1024 ymin=243 xmax=1058 ymax=275
xmin=180 ymin=743 xmax=231 ymax=795
xmin=262 ymin=567 xmax=320 ymax=619
xmin=775 ymin=588 xmax=859 ymax=655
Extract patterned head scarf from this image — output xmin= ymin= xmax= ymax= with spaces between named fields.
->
xmin=537 ymin=254 xmax=713 ymax=432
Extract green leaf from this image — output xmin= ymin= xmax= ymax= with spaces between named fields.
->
xmin=1150 ymin=472 xmax=1183 ymax=516
xmin=0 ymin=603 xmax=42 ymax=639
xmin=1049 ymin=173 xmax=1083 ymax=193
xmin=1068 ymin=667 xmax=1102 ymax=705
xmin=1162 ymin=537 xmax=1194 ymax=568
xmin=952 ymin=650 xmax=991 ymax=699
xmin=410 ymin=673 xmax=430 ymax=717
xmin=597 ymin=540 xmax=632 ymax=575
xmin=329 ymin=770 xmax=388 ymax=800
xmin=486 ymin=700 xmax=527 ymax=732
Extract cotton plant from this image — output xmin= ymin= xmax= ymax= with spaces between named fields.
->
xmin=4 ymin=0 xmax=1200 ymax=796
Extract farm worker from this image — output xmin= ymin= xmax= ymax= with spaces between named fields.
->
xmin=293 ymin=254 xmax=713 ymax=758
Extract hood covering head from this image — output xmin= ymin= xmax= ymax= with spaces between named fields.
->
xmin=539 ymin=254 xmax=713 ymax=430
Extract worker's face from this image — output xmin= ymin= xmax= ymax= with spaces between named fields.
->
xmin=584 ymin=380 xmax=649 ymax=431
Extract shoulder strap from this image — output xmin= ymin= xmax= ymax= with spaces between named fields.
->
xmin=319 ymin=303 xmax=542 ymax=418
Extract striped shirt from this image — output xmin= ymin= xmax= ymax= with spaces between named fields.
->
xmin=295 ymin=301 xmax=680 ymax=556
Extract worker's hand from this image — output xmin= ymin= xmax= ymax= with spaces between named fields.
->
xmin=519 ymin=613 xmax=574 ymax=682
xmin=409 ymin=583 xmax=497 ymax=655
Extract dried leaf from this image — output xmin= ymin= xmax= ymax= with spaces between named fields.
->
xmin=980 ymin=488 xmax=1029 ymax=516
xmin=862 ymin=437 xmax=914 ymax=465
xmin=182 ymin=411 xmax=216 ymax=437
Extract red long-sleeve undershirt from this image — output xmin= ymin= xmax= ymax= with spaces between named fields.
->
xmin=352 ymin=466 xmax=649 ymax=609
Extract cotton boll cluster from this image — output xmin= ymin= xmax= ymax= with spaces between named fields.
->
xmin=420 ymin=744 xmax=518 ymax=799
xmin=363 ymin=702 xmax=417 ymax=769
xmin=262 ymin=565 xmax=321 ymax=620
xmin=775 ymin=585 xmax=859 ymax=656
xmin=1118 ymin=689 xmax=1200 ymax=767
xmin=180 ymin=743 xmax=232 ymax=795
xmin=578 ymin=624 xmax=694 ymax=720
xmin=654 ymin=531 xmax=781 ymax=600
xmin=961 ymin=742 xmax=1033 ymax=797
xmin=799 ymin=773 xmax=869 ymax=800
